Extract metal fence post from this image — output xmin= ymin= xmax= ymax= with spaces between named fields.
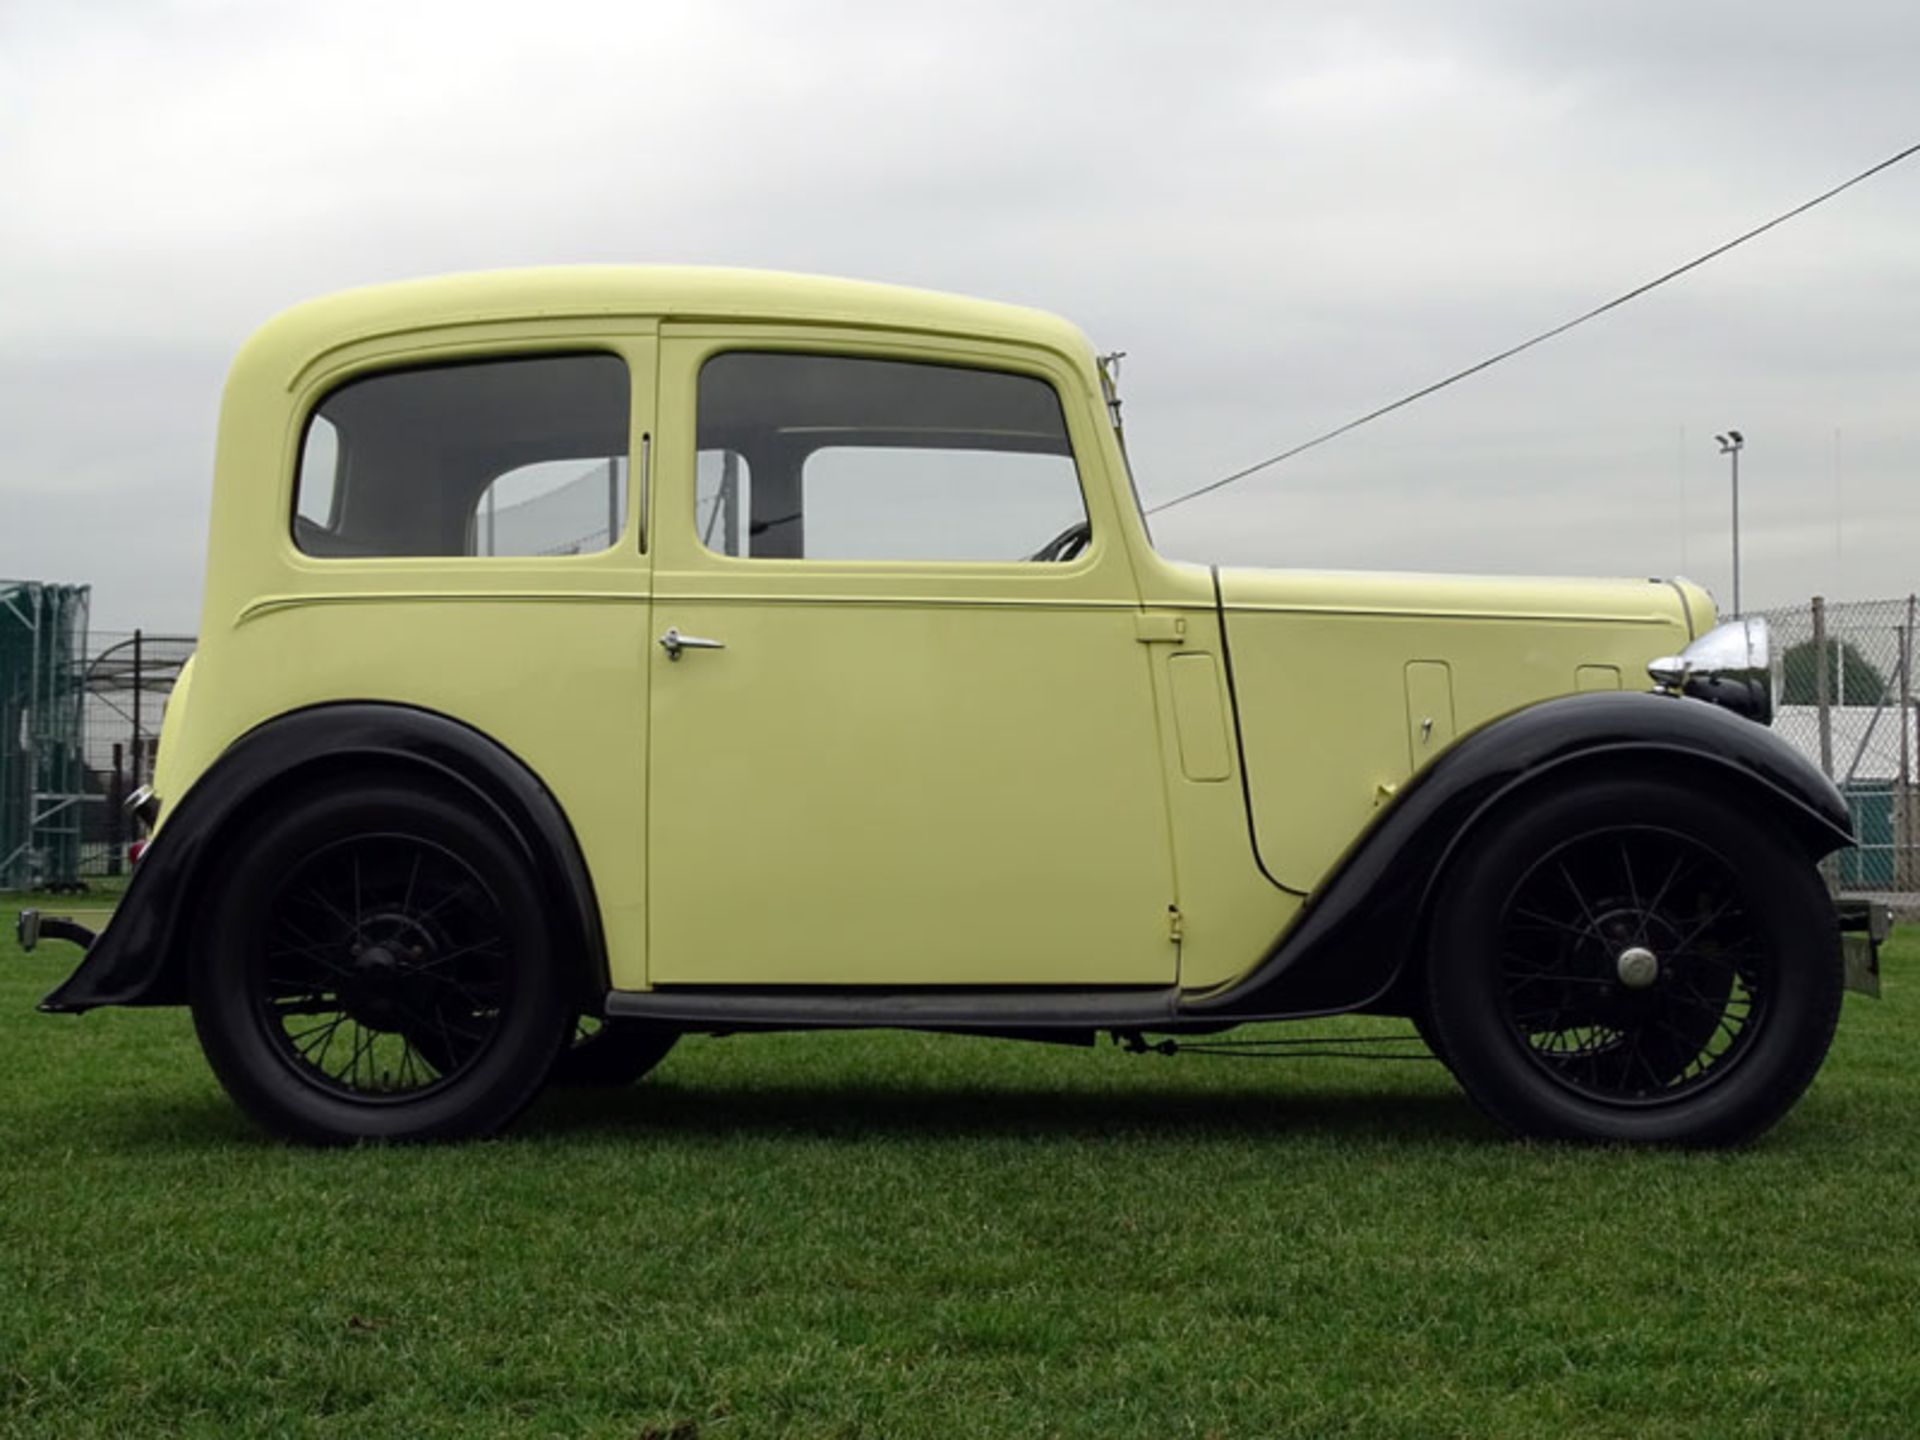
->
xmin=1902 ymin=596 xmax=1916 ymax=889
xmin=25 ymin=587 xmax=41 ymax=885
xmin=108 ymin=741 xmax=124 ymax=877
xmin=607 ymin=456 xmax=620 ymax=549
xmin=1812 ymin=595 xmax=1832 ymax=779
xmin=130 ymin=628 xmax=143 ymax=789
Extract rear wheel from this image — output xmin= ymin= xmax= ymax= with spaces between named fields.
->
xmin=1425 ymin=777 xmax=1842 ymax=1146
xmin=190 ymin=780 xmax=573 ymax=1145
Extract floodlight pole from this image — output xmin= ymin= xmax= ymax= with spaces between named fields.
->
xmin=1716 ymin=430 xmax=1745 ymax=615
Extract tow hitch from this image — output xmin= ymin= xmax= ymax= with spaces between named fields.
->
xmin=14 ymin=910 xmax=98 ymax=954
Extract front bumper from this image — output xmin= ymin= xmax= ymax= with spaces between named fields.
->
xmin=1836 ymin=897 xmax=1891 ymax=998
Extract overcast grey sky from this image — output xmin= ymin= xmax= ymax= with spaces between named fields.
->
xmin=2 ymin=0 xmax=1916 ymax=631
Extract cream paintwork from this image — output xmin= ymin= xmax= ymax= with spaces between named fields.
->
xmin=1128 ymin=578 xmax=1306 ymax=993
xmin=159 ymin=306 xmax=661 ymax=989
xmin=646 ymin=602 xmax=1178 ymax=984
xmin=1215 ymin=567 xmax=1702 ymax=894
xmin=148 ymin=267 xmax=1704 ymax=1000
xmin=647 ymin=325 xmax=1176 ymax=985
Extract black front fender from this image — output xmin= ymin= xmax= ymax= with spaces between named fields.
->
xmin=39 ymin=703 xmax=608 ymax=1014
xmin=1181 ymin=690 xmax=1853 ymax=1022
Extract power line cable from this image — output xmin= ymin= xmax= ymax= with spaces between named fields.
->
xmin=1146 ymin=138 xmax=1920 ymax=517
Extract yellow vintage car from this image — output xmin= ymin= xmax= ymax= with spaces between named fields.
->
xmin=20 ymin=268 xmax=1881 ymax=1146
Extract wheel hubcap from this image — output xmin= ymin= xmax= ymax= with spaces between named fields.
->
xmin=1615 ymin=945 xmax=1660 ymax=990
xmin=1493 ymin=824 xmax=1768 ymax=1104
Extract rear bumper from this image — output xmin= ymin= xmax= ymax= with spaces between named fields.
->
xmin=16 ymin=909 xmax=107 ymax=1014
xmin=14 ymin=909 xmax=99 ymax=955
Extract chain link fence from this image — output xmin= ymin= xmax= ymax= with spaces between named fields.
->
xmin=0 ymin=610 xmax=197 ymax=891
xmin=1761 ymin=595 xmax=1918 ymax=903
xmin=76 ymin=631 xmax=196 ymax=883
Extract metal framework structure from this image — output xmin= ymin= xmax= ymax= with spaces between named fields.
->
xmin=0 ymin=580 xmax=91 ymax=891
xmin=77 ymin=630 xmax=197 ymax=881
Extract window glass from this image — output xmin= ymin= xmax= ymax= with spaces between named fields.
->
xmin=693 ymin=448 xmax=754 ymax=558
xmin=297 ymin=417 xmax=339 ymax=529
xmin=293 ymin=353 xmax=630 ymax=558
xmin=803 ymin=448 xmax=1081 ymax=562
xmin=474 ymin=457 xmax=627 ymax=556
xmin=695 ymin=353 xmax=1088 ymax=562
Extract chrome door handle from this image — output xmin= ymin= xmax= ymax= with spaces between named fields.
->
xmin=659 ymin=626 xmax=725 ymax=661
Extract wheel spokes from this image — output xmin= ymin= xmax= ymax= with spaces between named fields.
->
xmin=252 ymin=834 xmax=510 ymax=1102
xmin=1494 ymin=824 xmax=1770 ymax=1105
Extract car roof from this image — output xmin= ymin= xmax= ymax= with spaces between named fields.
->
xmin=240 ymin=267 xmax=1094 ymax=384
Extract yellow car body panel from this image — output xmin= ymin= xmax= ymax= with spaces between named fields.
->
xmin=646 ymin=323 xmax=1180 ymax=985
xmin=145 ymin=266 xmax=1708 ymax=1000
xmin=169 ymin=305 xmax=662 ymax=988
xmin=1215 ymin=567 xmax=1702 ymax=894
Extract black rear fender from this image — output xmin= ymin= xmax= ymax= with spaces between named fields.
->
xmin=39 ymin=704 xmax=608 ymax=1014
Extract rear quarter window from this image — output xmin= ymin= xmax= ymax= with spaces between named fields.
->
xmin=293 ymin=353 xmax=630 ymax=558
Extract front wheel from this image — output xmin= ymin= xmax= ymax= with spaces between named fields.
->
xmin=1424 ymin=777 xmax=1843 ymax=1146
xmin=189 ymin=780 xmax=574 ymax=1145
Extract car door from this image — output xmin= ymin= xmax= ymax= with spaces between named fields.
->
xmin=644 ymin=329 xmax=1177 ymax=986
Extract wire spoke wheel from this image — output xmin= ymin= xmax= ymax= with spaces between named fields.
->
xmin=191 ymin=780 xmax=574 ymax=1144
xmin=1495 ymin=826 xmax=1768 ymax=1105
xmin=1424 ymin=776 xmax=1843 ymax=1146
xmin=254 ymin=835 xmax=511 ymax=1102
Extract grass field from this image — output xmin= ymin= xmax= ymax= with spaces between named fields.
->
xmin=2 ymin=894 xmax=1916 ymax=1439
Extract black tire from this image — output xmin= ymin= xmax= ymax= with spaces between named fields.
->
xmin=189 ymin=780 xmax=574 ymax=1145
xmin=1424 ymin=776 xmax=1842 ymax=1146
xmin=1408 ymin=991 xmax=1451 ymax=1066
xmin=550 ymin=1018 xmax=678 ymax=1087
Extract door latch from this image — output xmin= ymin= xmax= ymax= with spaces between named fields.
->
xmin=659 ymin=627 xmax=726 ymax=661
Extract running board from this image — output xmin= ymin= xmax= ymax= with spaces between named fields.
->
xmin=604 ymin=985 xmax=1181 ymax=1031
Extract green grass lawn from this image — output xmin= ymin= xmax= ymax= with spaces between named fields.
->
xmin=2 ymin=896 xmax=1916 ymax=1439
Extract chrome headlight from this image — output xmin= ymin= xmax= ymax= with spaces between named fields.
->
xmin=1648 ymin=616 xmax=1771 ymax=724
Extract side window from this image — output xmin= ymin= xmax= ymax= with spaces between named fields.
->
xmin=293 ymin=353 xmax=630 ymax=558
xmin=695 ymin=353 xmax=1088 ymax=562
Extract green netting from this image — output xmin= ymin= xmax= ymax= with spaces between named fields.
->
xmin=0 ymin=580 xmax=91 ymax=890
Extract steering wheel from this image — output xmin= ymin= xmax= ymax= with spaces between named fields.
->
xmin=1028 ymin=520 xmax=1092 ymax=563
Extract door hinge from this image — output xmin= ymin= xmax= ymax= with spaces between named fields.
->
xmin=1168 ymin=904 xmax=1184 ymax=944
xmin=1135 ymin=612 xmax=1188 ymax=645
